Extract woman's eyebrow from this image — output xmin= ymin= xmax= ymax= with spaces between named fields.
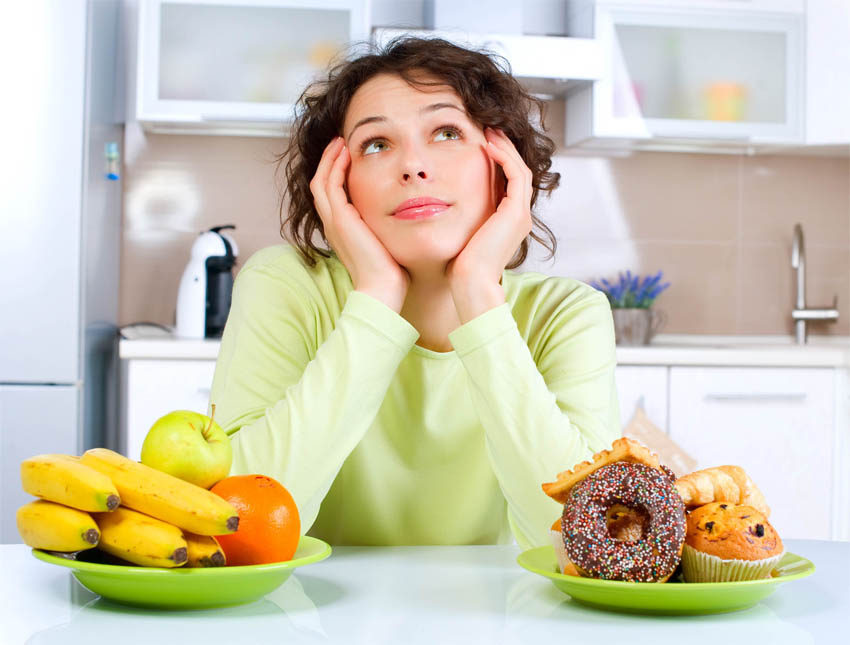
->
xmin=345 ymin=103 xmax=466 ymax=143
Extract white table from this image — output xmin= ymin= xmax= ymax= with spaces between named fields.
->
xmin=2 ymin=539 xmax=847 ymax=644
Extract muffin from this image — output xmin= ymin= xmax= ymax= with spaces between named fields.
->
xmin=681 ymin=502 xmax=784 ymax=582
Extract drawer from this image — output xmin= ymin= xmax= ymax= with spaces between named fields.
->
xmin=668 ymin=366 xmax=835 ymax=540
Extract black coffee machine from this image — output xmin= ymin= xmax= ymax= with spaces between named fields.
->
xmin=175 ymin=225 xmax=238 ymax=338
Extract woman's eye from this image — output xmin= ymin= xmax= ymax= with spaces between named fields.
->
xmin=434 ymin=127 xmax=461 ymax=142
xmin=362 ymin=139 xmax=388 ymax=155
xmin=360 ymin=127 xmax=460 ymax=153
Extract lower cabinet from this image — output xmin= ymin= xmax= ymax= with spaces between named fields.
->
xmin=668 ymin=366 xmax=836 ymax=541
xmin=121 ymin=359 xmax=217 ymax=462
xmin=614 ymin=366 xmax=668 ymax=432
xmin=120 ymin=357 xmax=845 ymax=540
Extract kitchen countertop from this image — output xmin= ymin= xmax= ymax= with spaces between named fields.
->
xmin=615 ymin=334 xmax=850 ymax=367
xmin=119 ymin=329 xmax=850 ymax=367
xmin=1 ymin=539 xmax=846 ymax=644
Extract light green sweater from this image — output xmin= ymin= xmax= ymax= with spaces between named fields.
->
xmin=209 ymin=244 xmax=620 ymax=550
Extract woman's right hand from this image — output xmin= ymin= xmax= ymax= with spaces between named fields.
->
xmin=310 ymin=137 xmax=410 ymax=313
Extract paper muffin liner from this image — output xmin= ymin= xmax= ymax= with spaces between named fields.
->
xmin=549 ymin=529 xmax=569 ymax=575
xmin=681 ymin=543 xmax=784 ymax=582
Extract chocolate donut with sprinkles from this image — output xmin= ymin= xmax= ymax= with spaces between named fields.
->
xmin=561 ymin=461 xmax=686 ymax=582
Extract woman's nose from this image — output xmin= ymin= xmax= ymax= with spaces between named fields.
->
xmin=398 ymin=145 xmax=431 ymax=184
xmin=402 ymin=169 xmax=427 ymax=182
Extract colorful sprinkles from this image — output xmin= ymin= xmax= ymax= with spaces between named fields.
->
xmin=561 ymin=462 xmax=686 ymax=582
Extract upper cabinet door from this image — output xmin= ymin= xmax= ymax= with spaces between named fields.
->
xmin=566 ymin=1 xmax=805 ymax=151
xmin=133 ymin=0 xmax=370 ymax=135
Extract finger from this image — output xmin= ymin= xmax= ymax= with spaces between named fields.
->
xmin=326 ymin=144 xmax=352 ymax=214
xmin=485 ymin=145 xmax=533 ymax=238
xmin=487 ymin=130 xmax=533 ymax=205
xmin=487 ymin=128 xmax=522 ymax=160
xmin=487 ymin=128 xmax=531 ymax=182
xmin=310 ymin=137 xmax=344 ymax=215
xmin=314 ymin=138 xmax=344 ymax=193
xmin=485 ymin=139 xmax=530 ymax=203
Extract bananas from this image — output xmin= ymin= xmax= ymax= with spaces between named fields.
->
xmin=80 ymin=448 xmax=238 ymax=536
xmin=93 ymin=507 xmax=188 ymax=568
xmin=183 ymin=531 xmax=226 ymax=567
xmin=21 ymin=454 xmax=120 ymax=512
xmin=17 ymin=447 xmax=240 ymax=568
xmin=16 ymin=500 xmax=100 ymax=552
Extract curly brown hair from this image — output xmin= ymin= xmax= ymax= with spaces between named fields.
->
xmin=276 ymin=36 xmax=560 ymax=270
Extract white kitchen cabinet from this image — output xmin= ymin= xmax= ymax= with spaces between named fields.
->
xmin=833 ymin=367 xmax=850 ymax=542
xmin=129 ymin=0 xmax=370 ymax=135
xmin=668 ymin=366 xmax=835 ymax=541
xmin=614 ymin=365 xmax=668 ymax=432
xmin=565 ymin=0 xmax=806 ymax=152
xmin=373 ymin=27 xmax=603 ymax=100
xmin=121 ymin=359 xmax=217 ymax=462
xmin=803 ymin=0 xmax=850 ymax=146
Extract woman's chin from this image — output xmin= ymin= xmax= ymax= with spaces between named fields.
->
xmin=391 ymin=245 xmax=467 ymax=273
xmin=400 ymin=255 xmax=461 ymax=272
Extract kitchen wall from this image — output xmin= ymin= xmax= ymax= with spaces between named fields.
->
xmin=119 ymin=0 xmax=850 ymax=337
xmin=119 ymin=112 xmax=849 ymax=336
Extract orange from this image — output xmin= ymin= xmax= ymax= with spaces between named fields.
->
xmin=210 ymin=474 xmax=300 ymax=566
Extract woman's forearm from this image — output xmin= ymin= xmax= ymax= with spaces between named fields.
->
xmin=212 ymin=289 xmax=420 ymax=534
xmin=447 ymin=293 xmax=621 ymax=548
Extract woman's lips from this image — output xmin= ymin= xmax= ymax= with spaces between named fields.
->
xmin=392 ymin=197 xmax=450 ymax=220
xmin=394 ymin=204 xmax=449 ymax=220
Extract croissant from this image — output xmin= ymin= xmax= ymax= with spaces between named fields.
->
xmin=675 ymin=465 xmax=770 ymax=518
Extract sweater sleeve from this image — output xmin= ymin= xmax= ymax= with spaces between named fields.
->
xmin=208 ymin=262 xmax=420 ymax=534
xmin=446 ymin=290 xmax=620 ymax=550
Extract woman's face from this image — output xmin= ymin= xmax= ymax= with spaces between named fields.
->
xmin=342 ymin=73 xmax=501 ymax=273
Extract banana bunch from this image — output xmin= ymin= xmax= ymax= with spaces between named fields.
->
xmin=16 ymin=449 xmax=234 ymax=567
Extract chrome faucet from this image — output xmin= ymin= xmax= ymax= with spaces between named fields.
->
xmin=791 ymin=223 xmax=839 ymax=344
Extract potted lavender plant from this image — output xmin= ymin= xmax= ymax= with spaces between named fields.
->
xmin=591 ymin=270 xmax=671 ymax=345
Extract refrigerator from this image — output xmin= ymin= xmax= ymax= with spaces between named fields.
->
xmin=0 ymin=0 xmax=124 ymax=543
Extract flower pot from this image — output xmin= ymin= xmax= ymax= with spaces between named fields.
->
xmin=612 ymin=308 xmax=667 ymax=346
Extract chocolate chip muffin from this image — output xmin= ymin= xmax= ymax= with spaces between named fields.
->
xmin=682 ymin=502 xmax=784 ymax=582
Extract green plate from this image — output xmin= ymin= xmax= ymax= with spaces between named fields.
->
xmin=517 ymin=546 xmax=814 ymax=615
xmin=32 ymin=535 xmax=331 ymax=610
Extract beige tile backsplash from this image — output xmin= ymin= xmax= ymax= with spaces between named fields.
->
xmin=119 ymin=122 xmax=850 ymax=336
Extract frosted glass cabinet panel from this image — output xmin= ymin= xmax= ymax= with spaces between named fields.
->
xmin=614 ymin=24 xmax=788 ymax=125
xmin=134 ymin=0 xmax=370 ymax=134
xmin=566 ymin=3 xmax=804 ymax=148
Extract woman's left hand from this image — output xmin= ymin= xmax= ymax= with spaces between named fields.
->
xmin=447 ymin=127 xmax=533 ymax=322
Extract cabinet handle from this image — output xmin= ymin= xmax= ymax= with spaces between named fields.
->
xmin=704 ymin=393 xmax=807 ymax=402
xmin=199 ymin=115 xmax=283 ymax=123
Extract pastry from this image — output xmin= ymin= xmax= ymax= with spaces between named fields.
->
xmin=681 ymin=502 xmax=783 ymax=582
xmin=675 ymin=466 xmax=770 ymax=517
xmin=542 ymin=437 xmax=663 ymax=504
xmin=558 ymin=462 xmax=686 ymax=582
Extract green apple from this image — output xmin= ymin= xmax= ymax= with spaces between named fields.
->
xmin=141 ymin=406 xmax=232 ymax=489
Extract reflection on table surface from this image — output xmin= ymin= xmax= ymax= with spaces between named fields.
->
xmin=3 ymin=539 xmax=845 ymax=645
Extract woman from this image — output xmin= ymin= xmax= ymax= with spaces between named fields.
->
xmin=208 ymin=37 xmax=620 ymax=549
